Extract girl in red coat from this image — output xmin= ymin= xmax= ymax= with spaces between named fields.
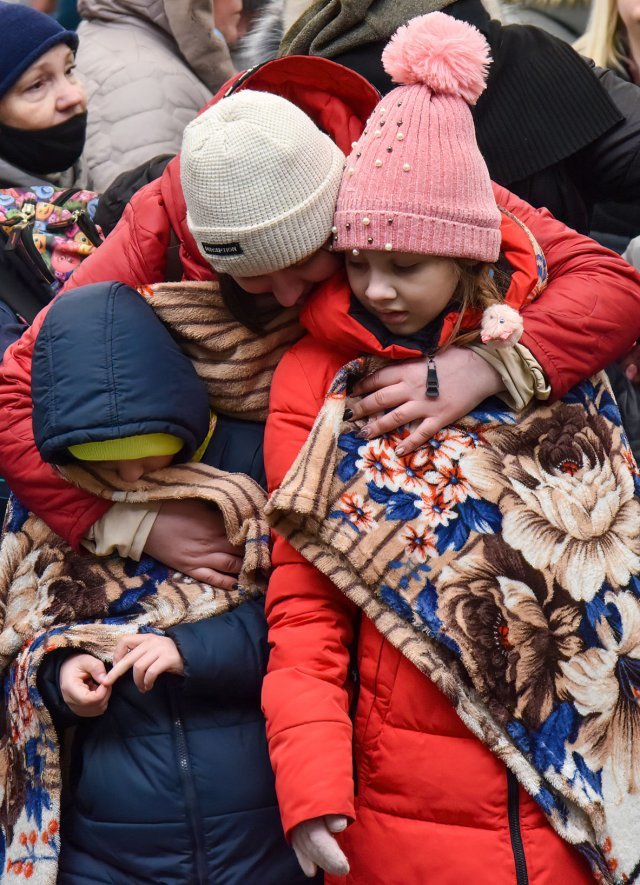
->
xmin=261 ymin=14 xmax=626 ymax=885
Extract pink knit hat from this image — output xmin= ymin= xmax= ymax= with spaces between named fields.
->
xmin=333 ymin=12 xmax=501 ymax=263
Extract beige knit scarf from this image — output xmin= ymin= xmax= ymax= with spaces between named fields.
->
xmin=139 ymin=281 xmax=302 ymax=421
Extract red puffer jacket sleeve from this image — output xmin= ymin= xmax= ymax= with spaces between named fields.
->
xmin=263 ymin=340 xmax=358 ymax=839
xmin=494 ymin=183 xmax=640 ymax=396
xmin=0 ymin=183 xmax=173 ymax=548
xmin=0 ymin=307 xmax=109 ymax=547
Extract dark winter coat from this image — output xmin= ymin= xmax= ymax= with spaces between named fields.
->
xmin=0 ymin=162 xmax=87 ymax=355
xmin=34 ymin=281 xmax=306 ymax=884
xmin=0 ymin=155 xmax=175 ymax=362
xmin=0 ymin=169 xmax=61 ymax=353
xmin=586 ymin=63 xmax=640 ymax=253
xmin=497 ymin=0 xmax=588 ymax=44
xmin=92 ymin=153 xmax=174 ymax=238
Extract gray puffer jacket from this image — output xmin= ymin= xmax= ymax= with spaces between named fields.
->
xmin=76 ymin=0 xmax=235 ymax=191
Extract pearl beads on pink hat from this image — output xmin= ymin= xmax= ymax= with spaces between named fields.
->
xmin=334 ymin=12 xmax=502 ymax=263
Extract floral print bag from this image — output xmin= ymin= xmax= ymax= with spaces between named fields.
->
xmin=0 ymin=185 xmax=102 ymax=323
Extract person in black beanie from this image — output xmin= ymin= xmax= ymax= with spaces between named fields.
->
xmin=0 ymin=1 xmax=87 ymax=190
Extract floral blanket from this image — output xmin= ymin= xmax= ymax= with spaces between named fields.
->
xmin=266 ymin=358 xmax=640 ymax=884
xmin=0 ymin=461 xmax=270 ymax=884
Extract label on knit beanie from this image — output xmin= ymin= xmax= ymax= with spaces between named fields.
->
xmin=201 ymin=241 xmax=244 ymax=257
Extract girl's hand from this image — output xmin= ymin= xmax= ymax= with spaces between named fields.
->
xmin=350 ymin=347 xmax=505 ymax=455
xmin=102 ymin=634 xmax=185 ymax=693
xmin=59 ymin=654 xmax=111 ymax=717
xmin=291 ymin=815 xmax=350 ymax=877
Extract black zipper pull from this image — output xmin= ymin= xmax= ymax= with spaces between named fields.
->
xmin=50 ymin=188 xmax=77 ymax=206
xmin=426 ymin=357 xmax=439 ymax=398
xmin=74 ymin=210 xmax=104 ymax=247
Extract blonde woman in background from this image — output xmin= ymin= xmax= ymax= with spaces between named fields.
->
xmin=575 ymin=0 xmax=640 ymax=81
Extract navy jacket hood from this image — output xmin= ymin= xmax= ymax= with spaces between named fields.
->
xmin=32 ymin=281 xmax=211 ymax=464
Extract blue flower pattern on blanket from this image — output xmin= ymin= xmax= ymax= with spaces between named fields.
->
xmin=324 ymin=377 xmax=640 ymax=884
xmin=1 ymin=628 xmax=63 ymax=878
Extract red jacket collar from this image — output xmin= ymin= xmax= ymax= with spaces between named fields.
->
xmin=300 ymin=197 xmax=546 ymax=359
xmin=159 ymin=56 xmax=381 ymax=276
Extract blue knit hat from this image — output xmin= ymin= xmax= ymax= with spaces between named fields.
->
xmin=0 ymin=2 xmax=78 ymax=100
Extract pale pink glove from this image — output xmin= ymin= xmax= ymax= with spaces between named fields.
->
xmin=480 ymin=303 xmax=524 ymax=347
xmin=291 ymin=815 xmax=350 ymax=878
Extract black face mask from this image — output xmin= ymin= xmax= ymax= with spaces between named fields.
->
xmin=0 ymin=111 xmax=87 ymax=175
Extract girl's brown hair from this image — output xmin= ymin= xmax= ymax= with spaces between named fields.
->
xmin=445 ymin=260 xmax=506 ymax=349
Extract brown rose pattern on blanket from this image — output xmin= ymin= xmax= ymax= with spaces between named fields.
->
xmin=267 ymin=357 xmax=640 ymax=884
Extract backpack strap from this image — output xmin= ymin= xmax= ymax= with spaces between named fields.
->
xmin=0 ymin=229 xmax=52 ymax=324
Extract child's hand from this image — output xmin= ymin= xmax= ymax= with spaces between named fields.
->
xmin=349 ymin=347 xmax=505 ymax=454
xmin=291 ymin=815 xmax=350 ymax=877
xmin=59 ymin=654 xmax=111 ymax=717
xmin=144 ymin=500 xmax=244 ymax=589
xmin=102 ymin=634 xmax=185 ymax=693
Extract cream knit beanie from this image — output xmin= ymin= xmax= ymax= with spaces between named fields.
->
xmin=181 ymin=90 xmax=345 ymax=277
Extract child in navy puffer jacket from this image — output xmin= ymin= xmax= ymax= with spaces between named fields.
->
xmin=31 ymin=280 xmax=309 ymax=884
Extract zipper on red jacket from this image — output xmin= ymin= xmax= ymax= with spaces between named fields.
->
xmin=168 ymin=684 xmax=209 ymax=884
xmin=223 ymin=61 xmax=269 ymax=98
xmin=507 ymin=771 xmax=529 ymax=885
xmin=348 ymin=612 xmax=363 ymax=795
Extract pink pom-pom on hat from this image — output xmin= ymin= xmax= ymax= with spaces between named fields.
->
xmin=382 ymin=11 xmax=492 ymax=105
xmin=334 ymin=12 xmax=501 ymax=264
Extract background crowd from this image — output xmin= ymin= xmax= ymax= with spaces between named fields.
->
xmin=0 ymin=0 xmax=640 ymax=883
